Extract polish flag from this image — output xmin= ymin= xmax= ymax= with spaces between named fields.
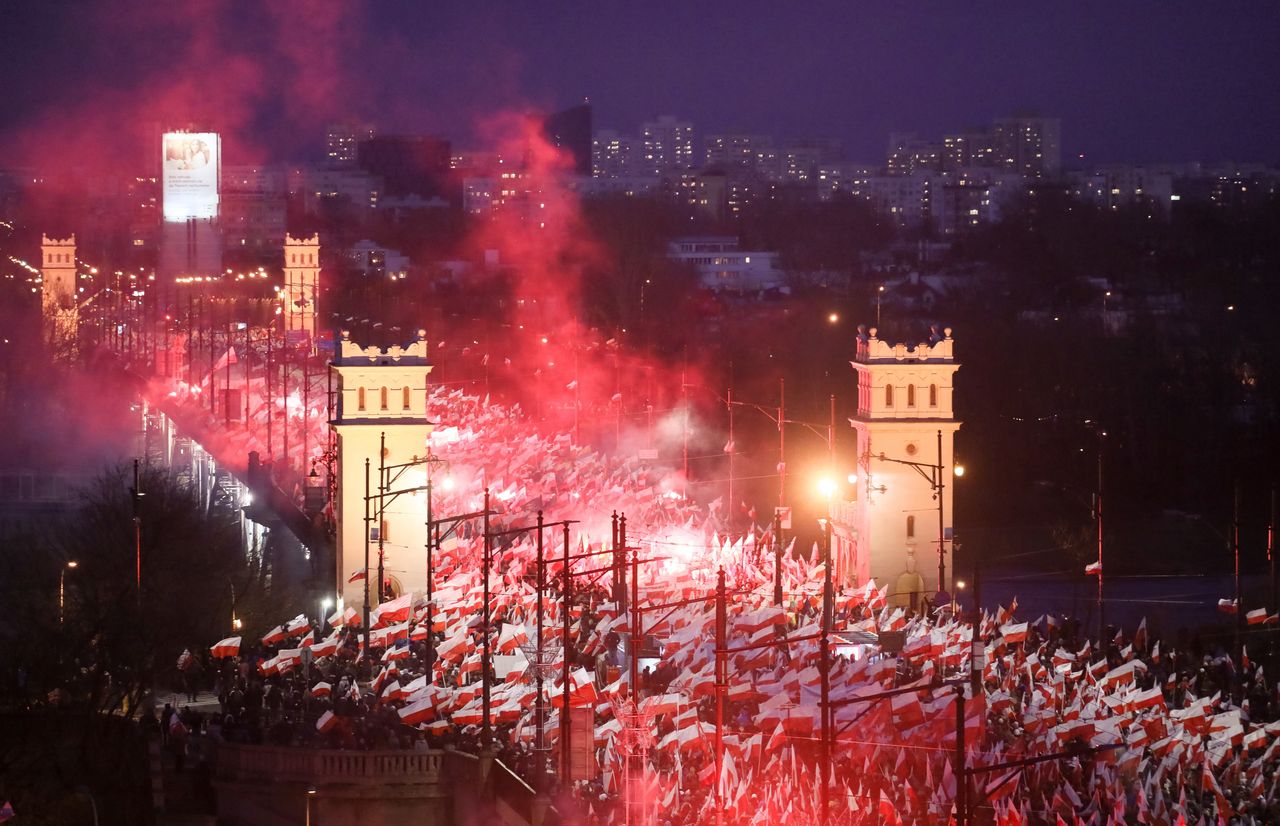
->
xmin=1218 ymin=599 xmax=1238 ymax=614
xmin=399 ymin=696 xmax=438 ymax=726
xmin=890 ymin=692 xmax=925 ymax=728
xmin=316 ymin=710 xmax=339 ymax=733
xmin=210 ymin=636 xmax=241 ymax=658
xmin=496 ymin=624 xmax=529 ymax=654
xmin=310 ymin=682 xmax=332 ymax=698
xmin=1130 ymin=685 xmax=1166 ymax=713
xmin=347 ymin=569 xmax=368 ymax=584
xmin=1247 ymin=608 xmax=1273 ymax=625
xmin=285 ymin=614 xmax=311 ymax=637
xmin=1084 ymin=560 xmax=1102 ymax=575
xmin=372 ymin=594 xmax=413 ymax=627
xmin=310 ymin=634 xmax=340 ymax=658
xmin=1000 ymin=622 xmax=1029 ymax=644
xmin=261 ymin=625 xmax=286 ymax=646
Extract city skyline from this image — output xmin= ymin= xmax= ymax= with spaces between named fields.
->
xmin=2 ymin=2 xmax=1279 ymax=169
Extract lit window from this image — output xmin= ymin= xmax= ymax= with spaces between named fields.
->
xmin=907 ymin=385 xmax=916 ymax=407
xmin=885 ymin=384 xmax=894 ymax=406
xmin=929 ymin=384 xmax=938 ymax=407
xmin=380 ymin=387 xmax=389 ymax=410
xmin=358 ymin=387 xmax=366 ymax=411
xmin=402 ymin=386 xmax=411 ymax=410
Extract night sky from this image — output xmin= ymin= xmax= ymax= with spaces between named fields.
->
xmin=2 ymin=0 xmax=1278 ymax=167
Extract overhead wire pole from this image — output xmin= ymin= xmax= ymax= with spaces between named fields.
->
xmin=773 ymin=509 xmax=784 ymax=606
xmin=482 ymin=488 xmax=492 ymax=746
xmin=132 ymin=458 xmax=143 ymax=608
xmin=1095 ymin=432 xmax=1104 ymax=639
xmin=561 ymin=522 xmax=572 ymax=783
xmin=714 ymin=567 xmax=727 ymax=826
xmin=937 ymin=428 xmax=946 ymax=595
xmin=819 ymin=517 xmax=833 ymax=826
xmin=778 ymin=378 xmax=785 ymax=515
xmin=727 ymin=385 xmax=734 ymax=536
xmin=377 ymin=432 xmax=387 ymax=607
xmin=535 ymin=511 xmax=546 ymax=791
xmin=362 ymin=458 xmax=372 ymax=653
xmin=1234 ymin=481 xmax=1243 ymax=672
xmin=1270 ymin=484 xmax=1277 ymax=612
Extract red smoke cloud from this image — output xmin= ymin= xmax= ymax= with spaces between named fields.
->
xmin=2 ymin=0 xmax=365 ymax=172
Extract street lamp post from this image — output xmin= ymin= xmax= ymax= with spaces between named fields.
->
xmin=60 ymin=561 xmax=78 ymax=626
xmin=131 ymin=459 xmax=144 ymax=608
xmin=819 ymin=517 xmax=833 ymax=826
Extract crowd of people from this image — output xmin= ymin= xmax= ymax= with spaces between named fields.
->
xmin=162 ymin=385 xmax=1280 ymax=823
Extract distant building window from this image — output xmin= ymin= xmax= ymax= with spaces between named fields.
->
xmin=357 ymin=387 xmax=366 ymax=412
xmin=907 ymin=385 xmax=916 ymax=407
xmin=381 ymin=519 xmax=390 ymax=543
xmin=402 ymin=386 xmax=411 ymax=410
xmin=380 ymin=387 xmax=389 ymax=411
xmin=885 ymin=384 xmax=894 ymax=406
xmin=906 ymin=515 xmax=916 ymax=538
xmin=930 ymin=384 xmax=938 ymax=407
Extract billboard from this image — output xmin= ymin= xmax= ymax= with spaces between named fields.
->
xmin=162 ymin=132 xmax=220 ymax=221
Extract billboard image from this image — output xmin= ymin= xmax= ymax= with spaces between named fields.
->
xmin=162 ymin=132 xmax=220 ymax=221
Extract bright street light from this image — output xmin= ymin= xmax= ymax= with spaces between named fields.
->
xmin=954 ymin=465 xmax=966 ymax=478
xmin=817 ymin=477 xmax=837 ymax=499
xmin=60 ymin=561 xmax=79 ymax=626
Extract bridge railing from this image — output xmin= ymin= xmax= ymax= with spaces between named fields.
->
xmin=215 ymin=742 xmax=442 ymax=786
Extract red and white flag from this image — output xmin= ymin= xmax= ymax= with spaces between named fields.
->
xmin=1218 ymin=599 xmax=1238 ymax=614
xmin=311 ymin=682 xmax=332 ymax=698
xmin=261 ymin=625 xmax=286 ymax=646
xmin=285 ymin=615 xmax=311 ymax=638
xmin=316 ymin=710 xmax=339 ymax=733
xmin=1247 ymin=608 xmax=1275 ymax=626
xmin=1084 ymin=560 xmax=1102 ymax=575
xmin=347 ymin=569 xmax=368 ymax=584
xmin=1000 ymin=622 xmax=1029 ymax=644
xmin=210 ymin=636 xmax=241 ymax=658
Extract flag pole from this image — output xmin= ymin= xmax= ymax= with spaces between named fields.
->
xmin=561 ymin=522 xmax=572 ymax=783
xmin=482 ymin=487 xmax=492 ymax=745
xmin=714 ymin=566 xmax=727 ymax=826
xmin=535 ymin=511 xmax=545 ymax=791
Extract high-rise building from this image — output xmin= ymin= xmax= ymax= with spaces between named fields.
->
xmin=221 ymin=165 xmax=287 ymax=258
xmin=781 ymin=138 xmax=842 ymax=183
xmin=542 ymin=104 xmax=593 ymax=176
xmin=591 ymin=130 xmax=637 ymax=178
xmin=704 ymin=132 xmax=774 ymax=173
xmin=159 ymin=130 xmax=222 ymax=280
xmin=325 ymin=121 xmax=376 ymax=167
xmin=993 ymin=116 xmax=1061 ymax=179
xmin=886 ymin=133 xmax=942 ymax=177
xmin=942 ymin=131 xmax=996 ymax=171
xmin=640 ymin=115 xmax=695 ymax=176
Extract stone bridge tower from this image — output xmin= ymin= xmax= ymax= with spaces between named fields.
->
xmin=849 ymin=325 xmax=960 ymax=608
xmin=41 ymin=234 xmax=79 ymax=360
xmin=330 ymin=330 xmax=434 ymax=613
xmin=283 ymin=234 xmax=320 ymax=348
